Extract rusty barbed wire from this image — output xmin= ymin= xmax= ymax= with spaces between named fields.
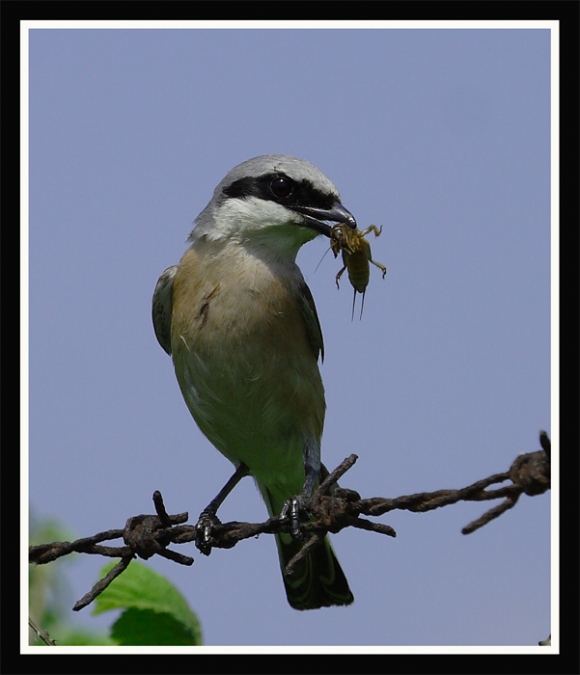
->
xmin=28 ymin=431 xmax=550 ymax=611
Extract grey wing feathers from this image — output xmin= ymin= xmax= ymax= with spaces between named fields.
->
xmin=297 ymin=281 xmax=324 ymax=363
xmin=152 ymin=265 xmax=178 ymax=355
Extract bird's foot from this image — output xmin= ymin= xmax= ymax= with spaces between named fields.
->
xmin=194 ymin=510 xmax=221 ymax=556
xmin=279 ymin=495 xmax=310 ymax=541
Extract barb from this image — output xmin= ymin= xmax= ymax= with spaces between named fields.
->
xmin=30 ymin=492 xmax=195 ymax=611
xmin=73 ymin=556 xmax=133 ymax=611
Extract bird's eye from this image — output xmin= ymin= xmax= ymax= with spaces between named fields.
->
xmin=270 ymin=175 xmax=294 ymax=200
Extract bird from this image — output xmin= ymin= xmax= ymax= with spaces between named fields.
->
xmin=152 ymin=155 xmax=356 ymax=610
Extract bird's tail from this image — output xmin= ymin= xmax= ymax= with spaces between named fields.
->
xmin=273 ymin=529 xmax=354 ymax=610
xmin=261 ymin=482 xmax=353 ymax=610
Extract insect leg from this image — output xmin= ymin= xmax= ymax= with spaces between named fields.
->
xmin=359 ymin=224 xmax=383 ymax=239
xmin=370 ymin=259 xmax=387 ymax=278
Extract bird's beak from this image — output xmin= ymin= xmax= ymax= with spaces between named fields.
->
xmin=289 ymin=201 xmax=357 ymax=237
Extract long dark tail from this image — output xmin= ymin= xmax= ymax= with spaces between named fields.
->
xmin=274 ymin=529 xmax=354 ymax=610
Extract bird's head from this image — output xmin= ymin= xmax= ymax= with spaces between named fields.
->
xmin=189 ymin=155 xmax=357 ymax=260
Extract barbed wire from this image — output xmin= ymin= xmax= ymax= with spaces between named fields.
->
xmin=29 ymin=430 xmax=550 ymax=613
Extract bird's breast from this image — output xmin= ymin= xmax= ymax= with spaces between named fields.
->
xmin=169 ymin=241 xmax=325 ymax=478
xmin=171 ymin=242 xmax=307 ymax=357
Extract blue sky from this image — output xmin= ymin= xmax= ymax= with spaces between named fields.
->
xmin=26 ymin=22 xmax=553 ymax=649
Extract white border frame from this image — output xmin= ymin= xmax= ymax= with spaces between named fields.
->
xmin=21 ymin=19 xmax=559 ymax=655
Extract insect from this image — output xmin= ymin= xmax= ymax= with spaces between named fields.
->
xmin=330 ymin=224 xmax=387 ymax=320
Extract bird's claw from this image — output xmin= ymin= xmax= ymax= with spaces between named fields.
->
xmin=279 ymin=495 xmax=309 ymax=541
xmin=195 ymin=510 xmax=221 ymax=555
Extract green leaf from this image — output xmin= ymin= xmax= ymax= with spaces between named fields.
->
xmin=93 ymin=561 xmax=202 ymax=646
xmin=110 ymin=608 xmax=199 ymax=646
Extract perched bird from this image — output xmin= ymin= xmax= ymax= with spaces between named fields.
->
xmin=152 ymin=155 xmax=356 ymax=609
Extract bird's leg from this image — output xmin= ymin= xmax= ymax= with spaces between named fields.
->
xmin=195 ymin=462 xmax=249 ymax=555
xmin=279 ymin=442 xmax=321 ymax=541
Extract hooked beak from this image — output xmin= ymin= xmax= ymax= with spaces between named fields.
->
xmin=289 ymin=200 xmax=357 ymax=237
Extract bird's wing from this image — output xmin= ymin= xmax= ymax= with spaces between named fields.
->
xmin=297 ymin=281 xmax=324 ymax=363
xmin=152 ymin=265 xmax=178 ymax=355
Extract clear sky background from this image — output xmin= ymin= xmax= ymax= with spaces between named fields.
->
xmin=27 ymin=23 xmax=552 ymax=648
